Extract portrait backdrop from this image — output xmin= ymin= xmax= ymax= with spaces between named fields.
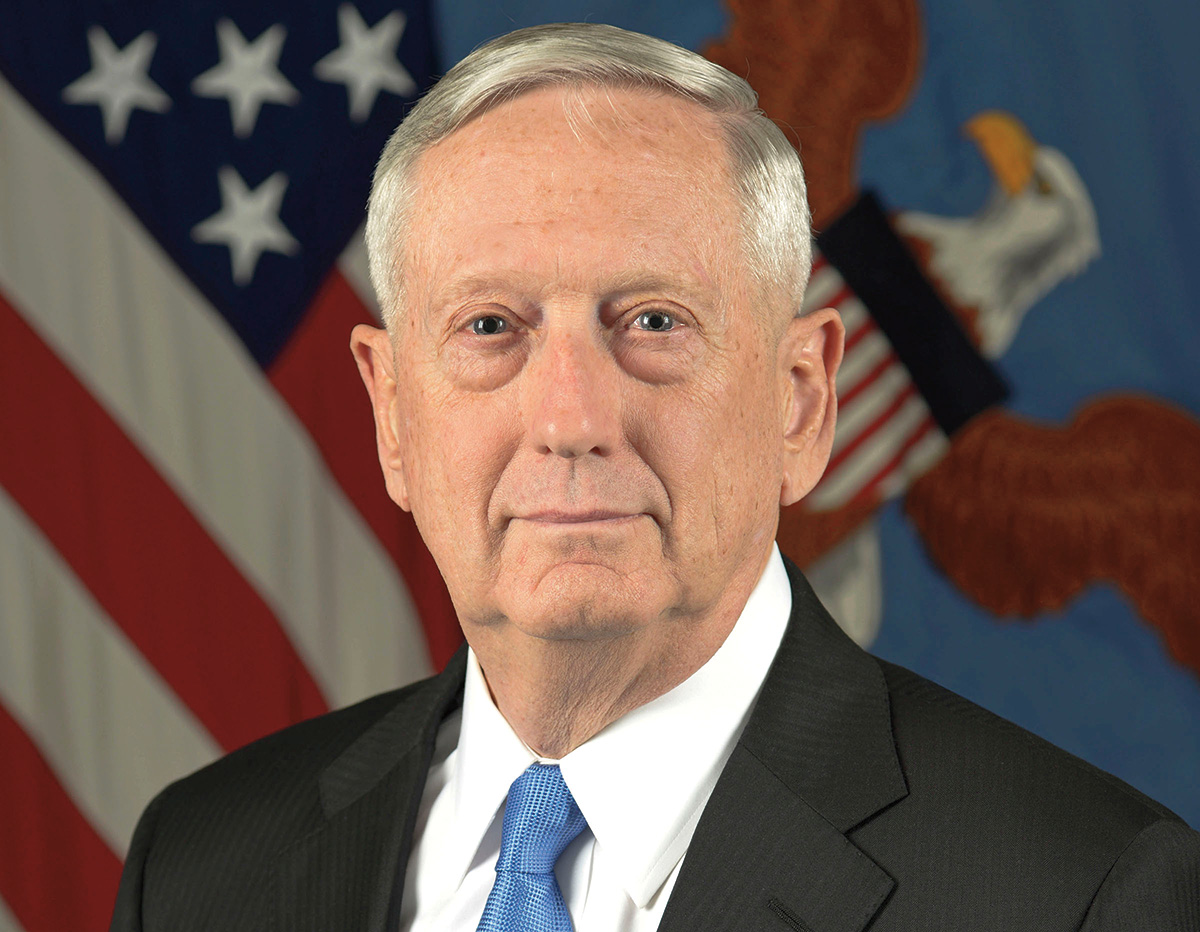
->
xmin=0 ymin=1 xmax=1196 ymax=929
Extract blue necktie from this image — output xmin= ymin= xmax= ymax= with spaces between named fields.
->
xmin=476 ymin=762 xmax=588 ymax=932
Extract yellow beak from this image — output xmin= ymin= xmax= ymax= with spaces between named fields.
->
xmin=965 ymin=110 xmax=1039 ymax=197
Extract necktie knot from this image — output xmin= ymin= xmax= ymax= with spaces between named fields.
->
xmin=476 ymin=762 xmax=587 ymax=932
xmin=496 ymin=763 xmax=587 ymax=874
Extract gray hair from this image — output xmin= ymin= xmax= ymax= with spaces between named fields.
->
xmin=365 ymin=22 xmax=812 ymax=327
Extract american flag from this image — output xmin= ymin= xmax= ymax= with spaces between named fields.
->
xmin=801 ymin=252 xmax=948 ymax=514
xmin=0 ymin=3 xmax=462 ymax=929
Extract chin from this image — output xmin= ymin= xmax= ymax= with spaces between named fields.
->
xmin=499 ymin=561 xmax=669 ymax=642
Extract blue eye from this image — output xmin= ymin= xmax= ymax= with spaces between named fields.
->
xmin=634 ymin=310 xmax=676 ymax=332
xmin=472 ymin=316 xmax=508 ymax=335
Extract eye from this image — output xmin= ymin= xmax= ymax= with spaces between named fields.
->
xmin=633 ymin=310 xmax=677 ymax=332
xmin=471 ymin=315 xmax=508 ymax=335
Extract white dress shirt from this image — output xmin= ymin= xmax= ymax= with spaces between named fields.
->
xmin=399 ymin=545 xmax=792 ymax=931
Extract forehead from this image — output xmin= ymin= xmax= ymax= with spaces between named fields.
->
xmin=402 ymin=84 xmax=745 ymax=305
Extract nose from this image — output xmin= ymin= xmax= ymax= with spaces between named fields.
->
xmin=525 ymin=328 xmax=620 ymax=459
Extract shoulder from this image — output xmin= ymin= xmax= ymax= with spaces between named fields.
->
xmin=156 ymin=678 xmax=429 ymax=814
xmin=138 ymin=675 xmax=442 ymax=872
xmin=855 ymin=658 xmax=1199 ymax=929
xmin=111 ymin=674 xmax=452 ymax=931
xmin=877 ymin=657 xmax=1179 ymax=827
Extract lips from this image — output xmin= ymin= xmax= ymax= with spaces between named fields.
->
xmin=516 ymin=510 xmax=642 ymax=523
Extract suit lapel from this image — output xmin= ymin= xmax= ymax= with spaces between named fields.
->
xmin=275 ymin=648 xmax=467 ymax=932
xmin=659 ymin=559 xmax=907 ymax=932
xmin=658 ymin=746 xmax=895 ymax=932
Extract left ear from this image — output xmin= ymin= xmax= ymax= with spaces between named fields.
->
xmin=779 ymin=308 xmax=844 ymax=506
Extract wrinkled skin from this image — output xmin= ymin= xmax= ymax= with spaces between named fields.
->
xmin=353 ymin=86 xmax=842 ymax=755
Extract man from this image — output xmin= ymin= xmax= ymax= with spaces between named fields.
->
xmin=111 ymin=23 xmax=1200 ymax=932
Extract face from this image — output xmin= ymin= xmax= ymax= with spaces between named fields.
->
xmin=355 ymin=85 xmax=841 ymax=647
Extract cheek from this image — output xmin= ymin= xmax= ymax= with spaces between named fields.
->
xmin=401 ymin=385 xmax=515 ymax=537
xmin=633 ymin=363 xmax=781 ymax=525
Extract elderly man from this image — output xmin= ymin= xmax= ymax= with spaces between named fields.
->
xmin=111 ymin=23 xmax=1199 ymax=932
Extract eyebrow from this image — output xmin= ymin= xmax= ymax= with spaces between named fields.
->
xmin=601 ymin=270 xmax=714 ymax=301
xmin=430 ymin=272 xmax=537 ymax=308
xmin=429 ymin=268 xmax=718 ymax=311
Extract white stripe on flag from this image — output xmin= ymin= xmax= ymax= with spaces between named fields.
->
xmin=0 ymin=488 xmax=221 ymax=856
xmin=808 ymin=392 xmax=933 ymax=511
xmin=0 ymin=75 xmax=430 ymax=707
xmin=875 ymin=425 xmax=947 ymax=503
xmin=830 ymin=362 xmax=914 ymax=456
xmin=338 ymin=223 xmax=382 ymax=321
xmin=801 ymin=261 xmax=842 ymax=312
xmin=0 ymin=893 xmax=24 ymax=932
xmin=835 ymin=294 xmax=868 ymax=334
xmin=835 ymin=327 xmax=893 ymax=394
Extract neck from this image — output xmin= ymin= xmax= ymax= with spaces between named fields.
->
xmin=475 ymin=627 xmax=722 ymax=759
xmin=467 ymin=551 xmax=772 ymax=758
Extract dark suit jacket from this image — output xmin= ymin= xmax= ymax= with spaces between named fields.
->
xmin=110 ymin=560 xmax=1200 ymax=931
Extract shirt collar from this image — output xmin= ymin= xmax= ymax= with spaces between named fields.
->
xmin=451 ymin=544 xmax=792 ymax=907
xmin=449 ymin=649 xmax=538 ymax=888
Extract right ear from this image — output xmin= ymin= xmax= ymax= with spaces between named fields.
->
xmin=350 ymin=324 xmax=411 ymax=511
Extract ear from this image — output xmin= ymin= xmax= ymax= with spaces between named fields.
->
xmin=350 ymin=323 xmax=411 ymax=511
xmin=779 ymin=308 xmax=844 ymax=507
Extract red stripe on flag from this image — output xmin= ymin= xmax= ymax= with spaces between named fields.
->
xmin=825 ymin=383 xmax=920 ymax=476
xmin=0 ymin=293 xmax=328 ymax=752
xmin=826 ymin=285 xmax=853 ymax=308
xmin=849 ymin=415 xmax=939 ymax=508
xmin=269 ymin=269 xmax=461 ymax=670
xmin=810 ymin=255 xmax=828 ymax=276
xmin=842 ymin=317 xmax=879 ymax=355
xmin=838 ymin=350 xmax=900 ymax=410
xmin=0 ymin=704 xmax=122 ymax=932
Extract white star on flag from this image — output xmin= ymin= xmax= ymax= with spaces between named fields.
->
xmin=192 ymin=166 xmax=300 ymax=285
xmin=62 ymin=26 xmax=171 ymax=144
xmin=192 ymin=19 xmax=299 ymax=138
xmin=314 ymin=4 xmax=416 ymax=122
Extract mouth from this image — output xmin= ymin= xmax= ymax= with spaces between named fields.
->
xmin=515 ymin=510 xmax=644 ymax=526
